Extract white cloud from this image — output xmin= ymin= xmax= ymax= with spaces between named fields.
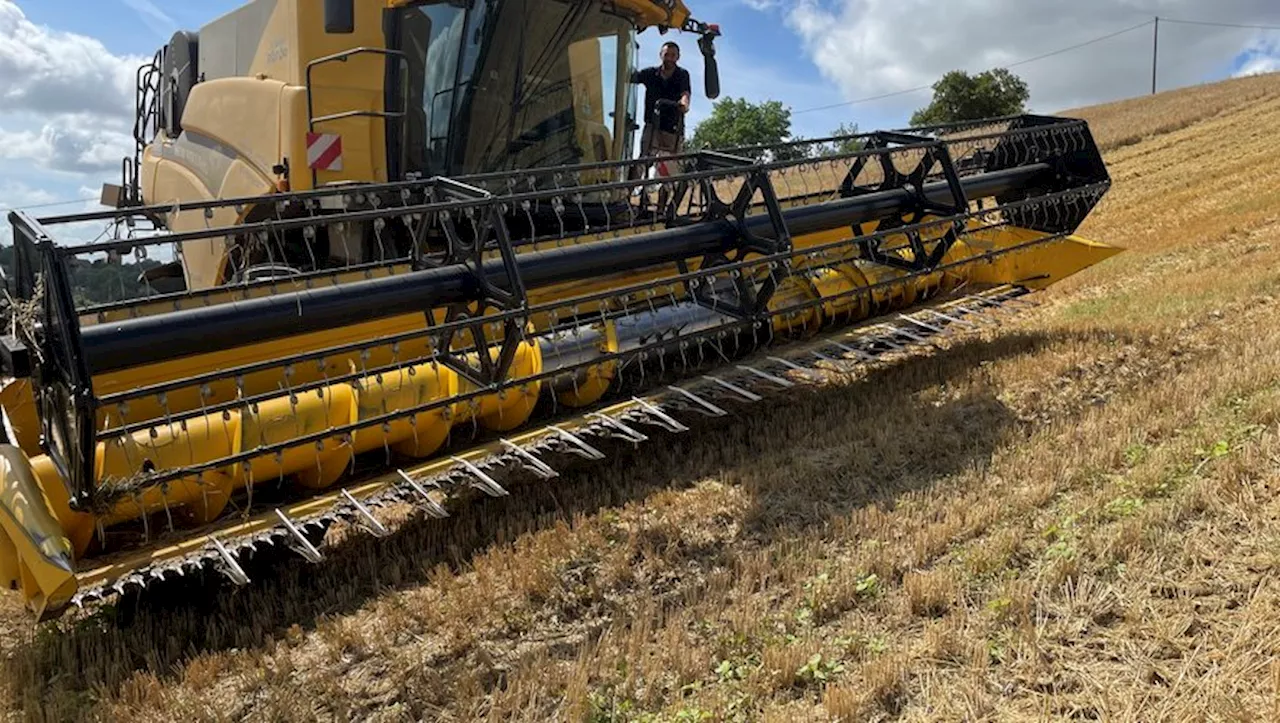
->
xmin=0 ymin=0 xmax=148 ymax=250
xmin=0 ymin=180 xmax=60 ymax=212
xmin=778 ymin=1 xmax=1280 ymax=120
xmin=0 ymin=0 xmax=144 ymax=122
xmin=0 ymin=0 xmax=144 ymax=223
xmin=1234 ymin=36 xmax=1280 ymax=76
xmin=0 ymin=120 xmax=133 ymax=175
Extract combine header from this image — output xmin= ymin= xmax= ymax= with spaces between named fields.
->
xmin=0 ymin=0 xmax=1119 ymax=620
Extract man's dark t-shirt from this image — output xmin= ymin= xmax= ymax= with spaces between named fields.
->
xmin=634 ymin=65 xmax=691 ymax=134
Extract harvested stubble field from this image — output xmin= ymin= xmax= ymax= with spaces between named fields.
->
xmin=7 ymin=70 xmax=1280 ymax=722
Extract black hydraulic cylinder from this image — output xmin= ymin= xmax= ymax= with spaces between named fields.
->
xmin=80 ymin=164 xmax=1051 ymax=374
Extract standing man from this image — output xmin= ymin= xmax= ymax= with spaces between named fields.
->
xmin=631 ymin=41 xmax=691 ymax=168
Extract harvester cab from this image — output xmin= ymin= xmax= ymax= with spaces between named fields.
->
xmin=0 ymin=0 xmax=1120 ymax=622
xmin=103 ymin=0 xmax=723 ymax=295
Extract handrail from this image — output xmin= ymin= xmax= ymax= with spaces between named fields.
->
xmin=304 ymin=46 xmax=411 ymax=188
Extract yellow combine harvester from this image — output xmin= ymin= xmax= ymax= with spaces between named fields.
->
xmin=0 ymin=0 xmax=1119 ymax=620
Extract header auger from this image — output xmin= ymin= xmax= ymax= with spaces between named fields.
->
xmin=0 ymin=0 xmax=1120 ymax=622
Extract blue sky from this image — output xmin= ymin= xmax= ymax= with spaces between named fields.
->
xmin=1 ymin=0 xmax=1278 ymax=236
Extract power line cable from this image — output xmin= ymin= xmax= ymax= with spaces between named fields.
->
xmin=0 ymin=196 xmax=100 ymax=215
xmin=793 ymin=18 xmax=1156 ymax=115
xmin=1159 ymin=17 xmax=1280 ymax=32
xmin=791 ymin=15 xmax=1280 ymax=116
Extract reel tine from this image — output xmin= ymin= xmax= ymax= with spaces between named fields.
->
xmin=275 ymin=508 xmax=323 ymax=563
xmin=341 ymin=489 xmax=390 ymax=537
xmin=450 ymin=456 xmax=509 ymax=497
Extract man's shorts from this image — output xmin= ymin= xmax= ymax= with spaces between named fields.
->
xmin=640 ymin=124 xmax=683 ymax=156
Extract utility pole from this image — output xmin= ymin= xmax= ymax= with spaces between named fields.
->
xmin=1152 ymin=16 xmax=1159 ymax=94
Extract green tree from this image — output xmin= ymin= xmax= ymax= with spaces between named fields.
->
xmin=909 ymin=68 xmax=1029 ymax=127
xmin=829 ymin=122 xmax=863 ymax=154
xmin=0 ymin=245 xmax=163 ymax=306
xmin=689 ymin=97 xmax=796 ymax=159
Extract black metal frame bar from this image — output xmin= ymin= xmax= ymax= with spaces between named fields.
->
xmin=836 ymin=130 xmax=971 ymax=271
xmin=421 ymin=177 xmax=529 ymax=387
xmin=8 ymin=212 xmax=97 ymax=507
xmin=673 ymin=150 xmax=794 ymax=321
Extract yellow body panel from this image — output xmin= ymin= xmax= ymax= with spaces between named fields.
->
xmin=0 ymin=447 xmax=77 ymax=620
xmin=181 ymin=78 xmax=288 ymax=178
xmin=296 ymin=1 xmax=389 ymax=186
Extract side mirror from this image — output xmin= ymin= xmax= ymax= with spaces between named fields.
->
xmin=324 ymin=0 xmax=354 ymax=33
xmin=698 ymin=27 xmax=720 ymax=100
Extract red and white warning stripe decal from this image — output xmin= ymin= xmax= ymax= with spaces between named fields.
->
xmin=306 ymin=132 xmax=343 ymax=171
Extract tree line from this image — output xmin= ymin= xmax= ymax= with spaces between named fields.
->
xmin=687 ymin=67 xmax=1031 ymax=155
xmin=0 ymin=245 xmax=163 ymax=307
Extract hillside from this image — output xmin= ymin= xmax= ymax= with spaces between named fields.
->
xmin=6 ymin=71 xmax=1280 ymax=722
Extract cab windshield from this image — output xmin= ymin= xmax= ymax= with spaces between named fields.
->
xmin=394 ymin=0 xmax=639 ymax=178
